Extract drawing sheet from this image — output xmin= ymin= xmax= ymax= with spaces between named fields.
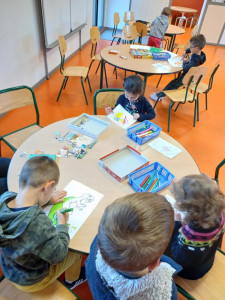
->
xmin=168 ymin=56 xmax=183 ymax=67
xmin=44 ymin=180 xmax=104 ymax=238
xmin=148 ymin=137 xmax=182 ymax=158
xmin=107 ymin=104 xmax=136 ymax=129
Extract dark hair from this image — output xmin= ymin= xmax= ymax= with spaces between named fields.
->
xmin=19 ymin=156 xmax=60 ymax=188
xmin=98 ymin=193 xmax=174 ymax=272
xmin=162 ymin=7 xmax=171 ymax=17
xmin=172 ymin=174 xmax=225 ymax=228
xmin=190 ymin=34 xmax=206 ymax=50
xmin=123 ymin=75 xmax=144 ymax=95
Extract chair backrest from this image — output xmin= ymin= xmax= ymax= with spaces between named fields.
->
xmin=182 ymin=66 xmax=208 ymax=86
xmin=90 ymin=26 xmax=100 ymax=44
xmin=58 ymin=35 xmax=67 ymax=57
xmin=124 ymin=11 xmax=135 ymax=24
xmin=0 ymin=86 xmax=39 ymax=119
xmin=93 ymin=89 xmax=124 ymax=115
xmin=214 ymin=158 xmax=225 ymax=184
xmin=114 ymin=12 xmax=120 ymax=25
xmin=175 ymin=249 xmax=225 ymax=300
xmin=191 ymin=24 xmax=199 ymax=37
xmin=133 ymin=22 xmax=148 ymax=37
xmin=122 ymin=25 xmax=138 ymax=42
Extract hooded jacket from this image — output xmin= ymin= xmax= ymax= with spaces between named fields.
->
xmin=149 ymin=15 xmax=169 ymax=40
xmin=0 ymin=192 xmax=69 ymax=286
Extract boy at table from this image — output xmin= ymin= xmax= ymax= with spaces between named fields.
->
xmin=0 ymin=156 xmax=86 ymax=291
xmin=85 ymin=193 xmax=182 ymax=300
xmin=150 ymin=34 xmax=206 ymax=101
xmin=105 ymin=75 xmax=156 ymax=121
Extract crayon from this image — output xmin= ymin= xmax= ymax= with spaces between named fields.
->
xmin=143 ymin=171 xmax=157 ymax=191
xmin=151 ymin=178 xmax=160 ymax=191
xmin=136 ymin=127 xmax=154 ymax=135
xmin=142 ymin=176 xmax=152 ymax=189
xmin=139 ymin=131 xmax=153 ymax=138
xmin=147 ymin=178 xmax=159 ymax=192
xmin=60 ymin=208 xmax=74 ymax=213
xmin=140 ymin=175 xmax=150 ymax=187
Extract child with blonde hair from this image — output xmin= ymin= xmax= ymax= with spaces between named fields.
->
xmin=168 ymin=174 xmax=225 ymax=279
xmin=85 ymin=193 xmax=182 ymax=300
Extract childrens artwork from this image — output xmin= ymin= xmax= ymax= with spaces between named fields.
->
xmin=148 ymin=137 xmax=182 ymax=159
xmin=168 ymin=56 xmax=183 ymax=67
xmin=44 ymin=180 xmax=104 ymax=239
xmin=107 ymin=104 xmax=136 ymax=129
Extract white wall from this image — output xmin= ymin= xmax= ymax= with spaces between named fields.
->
xmin=0 ymin=0 xmax=93 ymax=90
xmin=104 ymin=0 xmax=130 ymax=29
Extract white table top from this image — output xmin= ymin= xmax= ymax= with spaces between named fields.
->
xmin=171 ymin=6 xmax=198 ymax=14
xmin=8 ymin=116 xmax=200 ymax=253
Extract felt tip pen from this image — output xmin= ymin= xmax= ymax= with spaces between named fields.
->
xmin=60 ymin=208 xmax=74 ymax=214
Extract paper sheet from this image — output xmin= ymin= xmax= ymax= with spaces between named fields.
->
xmin=107 ymin=104 xmax=136 ymax=129
xmin=152 ymin=63 xmax=171 ymax=70
xmin=168 ymin=56 xmax=183 ymax=67
xmin=148 ymin=137 xmax=182 ymax=158
xmin=44 ymin=180 xmax=104 ymax=238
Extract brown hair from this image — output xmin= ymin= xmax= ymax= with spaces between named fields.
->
xmin=190 ymin=34 xmax=206 ymax=50
xmin=172 ymin=174 xmax=225 ymax=228
xmin=98 ymin=193 xmax=174 ymax=272
xmin=19 ymin=156 xmax=60 ymax=188
xmin=162 ymin=7 xmax=171 ymax=17
xmin=123 ymin=75 xmax=144 ymax=95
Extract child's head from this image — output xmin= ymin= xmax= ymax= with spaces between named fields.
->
xmin=172 ymin=174 xmax=225 ymax=228
xmin=19 ymin=156 xmax=60 ymax=204
xmin=98 ymin=193 xmax=174 ymax=273
xmin=123 ymin=75 xmax=144 ymax=102
xmin=161 ymin=7 xmax=171 ymax=17
xmin=190 ymin=34 xmax=206 ymax=53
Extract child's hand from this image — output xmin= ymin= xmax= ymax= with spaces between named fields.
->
xmin=50 ymin=190 xmax=67 ymax=205
xmin=57 ymin=210 xmax=69 ymax=225
xmin=175 ymin=212 xmax=182 ymax=222
xmin=133 ymin=113 xmax=140 ymax=120
xmin=105 ymin=106 xmax=113 ymax=115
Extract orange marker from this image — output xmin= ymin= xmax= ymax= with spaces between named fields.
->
xmin=147 ymin=178 xmax=158 ymax=192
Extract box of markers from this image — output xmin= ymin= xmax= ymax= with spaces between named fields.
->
xmin=128 ymin=162 xmax=175 ymax=193
xmin=127 ymin=120 xmax=162 ymax=145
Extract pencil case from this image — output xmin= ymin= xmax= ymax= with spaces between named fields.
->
xmin=127 ymin=120 xmax=162 ymax=145
xmin=152 ymin=52 xmax=171 ymax=61
xmin=128 ymin=162 xmax=175 ymax=193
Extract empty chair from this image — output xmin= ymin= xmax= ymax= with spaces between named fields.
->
xmin=124 ymin=11 xmax=135 ymax=25
xmin=0 ymin=85 xmax=41 ymax=154
xmin=133 ymin=22 xmax=148 ymax=44
xmin=187 ymin=15 xmax=198 ymax=28
xmin=122 ymin=25 xmax=138 ymax=44
xmin=57 ymin=35 xmax=91 ymax=105
xmin=175 ymin=15 xmax=188 ymax=27
xmin=111 ymin=12 xmax=122 ymax=45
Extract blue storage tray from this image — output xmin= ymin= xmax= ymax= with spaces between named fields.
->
xmin=152 ymin=52 xmax=171 ymax=61
xmin=128 ymin=162 xmax=175 ymax=193
xmin=127 ymin=121 xmax=162 ymax=145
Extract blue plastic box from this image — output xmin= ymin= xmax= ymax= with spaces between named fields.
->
xmin=128 ymin=162 xmax=175 ymax=193
xmin=152 ymin=52 xmax=171 ymax=60
xmin=127 ymin=120 xmax=162 ymax=145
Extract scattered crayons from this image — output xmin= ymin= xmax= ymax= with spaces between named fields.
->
xmin=140 ymin=175 xmax=150 ymax=187
xmin=147 ymin=177 xmax=159 ymax=192
xmin=143 ymin=171 xmax=156 ymax=191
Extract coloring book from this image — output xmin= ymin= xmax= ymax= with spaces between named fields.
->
xmin=44 ymin=180 xmax=104 ymax=238
xmin=107 ymin=104 xmax=136 ymax=129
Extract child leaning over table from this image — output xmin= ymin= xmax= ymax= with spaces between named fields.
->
xmin=0 ymin=156 xmax=86 ymax=292
xmin=85 ymin=193 xmax=182 ymax=300
xmin=105 ymin=75 xmax=156 ymax=121
xmin=147 ymin=7 xmax=171 ymax=48
xmin=166 ymin=174 xmax=225 ymax=280
xmin=150 ymin=34 xmax=206 ymax=101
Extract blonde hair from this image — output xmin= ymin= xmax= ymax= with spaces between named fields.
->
xmin=19 ymin=156 xmax=59 ymax=188
xmin=98 ymin=193 xmax=174 ymax=272
xmin=162 ymin=7 xmax=171 ymax=17
xmin=172 ymin=174 xmax=225 ymax=228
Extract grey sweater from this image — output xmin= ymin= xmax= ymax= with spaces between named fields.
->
xmin=0 ymin=192 xmax=70 ymax=286
xmin=149 ymin=15 xmax=169 ymax=40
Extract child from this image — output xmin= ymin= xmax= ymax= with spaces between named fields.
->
xmin=150 ymin=34 xmax=206 ymax=101
xmin=168 ymin=174 xmax=225 ymax=280
xmin=147 ymin=7 xmax=171 ymax=48
xmin=85 ymin=193 xmax=182 ymax=300
xmin=0 ymin=156 xmax=86 ymax=292
xmin=105 ymin=75 xmax=155 ymax=121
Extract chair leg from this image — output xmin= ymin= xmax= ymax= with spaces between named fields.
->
xmin=57 ymin=77 xmax=67 ymax=102
xmin=193 ymin=100 xmax=197 ymax=127
xmin=205 ymin=92 xmax=208 ymax=110
xmin=86 ymin=60 xmax=95 ymax=80
xmin=197 ymin=95 xmax=199 ymax=122
xmin=174 ymin=102 xmax=181 ymax=112
xmin=63 ymin=76 xmax=69 ymax=89
xmin=95 ymin=61 xmax=101 ymax=74
xmin=156 ymin=75 xmax=162 ymax=88
xmin=80 ymin=77 xmax=88 ymax=105
xmin=86 ymin=75 xmax=92 ymax=92
xmin=153 ymin=96 xmax=161 ymax=109
xmin=110 ymin=37 xmax=115 ymax=46
xmin=168 ymin=102 xmax=175 ymax=132
xmin=103 ymin=62 xmax=108 ymax=88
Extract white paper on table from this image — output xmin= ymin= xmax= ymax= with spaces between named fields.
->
xmin=107 ymin=104 xmax=136 ymax=129
xmin=130 ymin=44 xmax=150 ymax=51
xmin=165 ymin=194 xmax=186 ymax=221
xmin=148 ymin=137 xmax=182 ymax=158
xmin=43 ymin=180 xmax=104 ymax=239
xmin=152 ymin=63 xmax=171 ymax=70
xmin=163 ymin=51 xmax=178 ymax=58
xmin=168 ymin=56 xmax=183 ymax=67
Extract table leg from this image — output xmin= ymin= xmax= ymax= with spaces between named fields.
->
xmin=100 ymin=60 xmax=104 ymax=89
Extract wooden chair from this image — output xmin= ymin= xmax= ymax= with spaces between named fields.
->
xmin=87 ymin=26 xmax=108 ymax=87
xmin=57 ymin=35 xmax=91 ymax=105
xmin=0 ymin=276 xmax=78 ymax=300
xmin=153 ymin=66 xmax=208 ymax=132
xmin=0 ymin=85 xmax=41 ymax=155
xmin=175 ymin=248 xmax=225 ymax=300
xmin=214 ymin=158 xmax=225 ymax=185
xmin=121 ymin=25 xmax=138 ymax=44
xmin=111 ymin=13 xmax=122 ymax=46
xmin=93 ymin=88 xmax=124 ymax=115
xmin=173 ymin=25 xmax=198 ymax=54
xmin=124 ymin=11 xmax=135 ymax=25
xmin=133 ymin=22 xmax=148 ymax=44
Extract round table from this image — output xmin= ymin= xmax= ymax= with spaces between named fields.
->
xmin=164 ymin=24 xmax=185 ymax=51
xmin=8 ymin=116 xmax=199 ymax=254
xmin=100 ymin=44 xmax=183 ymax=89
xmin=171 ymin=6 xmax=198 ymax=27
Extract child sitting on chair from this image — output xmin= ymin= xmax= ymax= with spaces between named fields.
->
xmin=0 ymin=156 xmax=86 ymax=292
xmin=147 ymin=7 xmax=171 ymax=48
xmin=105 ymin=75 xmax=155 ymax=121
xmin=168 ymin=174 xmax=225 ymax=280
xmin=150 ymin=34 xmax=206 ymax=101
xmin=85 ymin=193 xmax=182 ymax=300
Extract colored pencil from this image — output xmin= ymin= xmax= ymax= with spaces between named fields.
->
xmin=140 ymin=175 xmax=150 ymax=187
xmin=147 ymin=178 xmax=159 ymax=192
xmin=60 ymin=208 xmax=74 ymax=213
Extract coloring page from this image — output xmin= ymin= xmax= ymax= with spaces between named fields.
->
xmin=43 ymin=180 xmax=104 ymax=238
xmin=168 ymin=56 xmax=183 ymax=67
xmin=148 ymin=137 xmax=182 ymax=158
xmin=107 ymin=104 xmax=136 ymax=129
